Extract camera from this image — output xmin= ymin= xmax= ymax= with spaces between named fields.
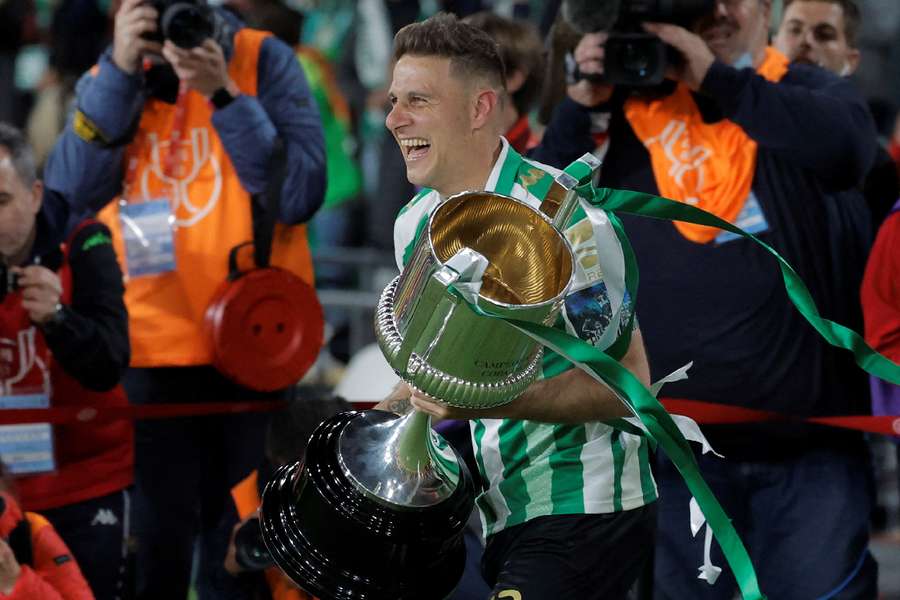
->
xmin=233 ymin=517 xmax=274 ymax=571
xmin=563 ymin=0 xmax=714 ymax=86
xmin=144 ymin=0 xmax=229 ymax=50
xmin=0 ymin=262 xmax=20 ymax=303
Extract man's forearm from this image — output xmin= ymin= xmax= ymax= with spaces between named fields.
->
xmin=410 ymin=329 xmax=651 ymax=424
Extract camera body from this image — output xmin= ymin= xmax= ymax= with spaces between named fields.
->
xmin=565 ymin=0 xmax=714 ymax=87
xmin=144 ymin=0 xmax=230 ymax=50
xmin=0 ymin=263 xmax=20 ymax=303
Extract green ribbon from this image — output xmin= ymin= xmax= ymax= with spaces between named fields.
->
xmin=585 ymin=186 xmax=900 ymax=386
xmin=453 ymin=292 xmax=765 ymax=600
xmin=445 ymin=156 xmax=900 ymax=599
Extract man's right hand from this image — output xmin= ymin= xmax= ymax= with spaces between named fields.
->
xmin=567 ymin=32 xmax=615 ymax=108
xmin=112 ymin=0 xmax=162 ymax=74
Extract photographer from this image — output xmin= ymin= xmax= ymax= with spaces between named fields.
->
xmin=220 ymin=394 xmax=349 ymax=600
xmin=0 ymin=122 xmax=131 ymax=599
xmin=533 ymin=0 xmax=878 ymax=597
xmin=41 ymin=0 xmax=327 ymax=597
xmin=0 ymin=483 xmax=93 ymax=599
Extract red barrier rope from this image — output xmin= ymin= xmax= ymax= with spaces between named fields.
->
xmin=352 ymin=399 xmax=900 ymax=436
xmin=0 ymin=398 xmax=897 ymax=436
xmin=659 ymin=398 xmax=900 ymax=436
xmin=0 ymin=401 xmax=287 ymax=426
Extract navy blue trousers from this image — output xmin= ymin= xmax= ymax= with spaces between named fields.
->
xmin=653 ymin=446 xmax=878 ymax=599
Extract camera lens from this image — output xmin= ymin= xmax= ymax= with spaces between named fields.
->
xmin=622 ymin=43 xmax=652 ymax=77
xmin=160 ymin=2 xmax=215 ymax=49
xmin=234 ymin=518 xmax=274 ymax=571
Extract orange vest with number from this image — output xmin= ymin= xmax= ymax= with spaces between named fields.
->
xmin=98 ymin=28 xmax=315 ymax=367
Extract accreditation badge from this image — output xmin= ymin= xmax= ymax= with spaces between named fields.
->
xmin=715 ymin=191 xmax=770 ymax=244
xmin=0 ymin=392 xmax=55 ymax=475
xmin=119 ymin=199 xmax=177 ymax=277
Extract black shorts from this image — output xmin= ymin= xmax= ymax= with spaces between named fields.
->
xmin=481 ymin=504 xmax=656 ymax=600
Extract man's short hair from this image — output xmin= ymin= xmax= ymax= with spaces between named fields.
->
xmin=463 ymin=11 xmax=545 ymax=117
xmin=783 ymin=0 xmax=861 ymax=47
xmin=0 ymin=123 xmax=37 ymax=187
xmin=393 ymin=12 xmax=507 ymax=92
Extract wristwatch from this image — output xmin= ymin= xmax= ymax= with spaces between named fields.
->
xmin=40 ymin=303 xmax=68 ymax=335
xmin=210 ymin=87 xmax=237 ymax=110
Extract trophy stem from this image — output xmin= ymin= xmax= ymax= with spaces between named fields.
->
xmin=396 ymin=409 xmax=433 ymax=472
xmin=337 ymin=409 xmax=461 ymax=507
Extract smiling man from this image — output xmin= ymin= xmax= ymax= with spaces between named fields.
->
xmin=378 ymin=13 xmax=658 ymax=600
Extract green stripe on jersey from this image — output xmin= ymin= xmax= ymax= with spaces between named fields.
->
xmin=496 ymin=420 xmax=532 ymax=526
xmin=548 ymin=425 xmax=587 ymax=513
xmin=638 ymin=437 xmax=657 ymax=504
xmin=611 ymin=430 xmax=625 ymax=512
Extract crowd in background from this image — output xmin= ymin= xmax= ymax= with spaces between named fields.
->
xmin=0 ymin=0 xmax=899 ymax=598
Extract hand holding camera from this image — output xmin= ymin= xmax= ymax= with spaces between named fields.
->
xmin=112 ymin=0 xmax=164 ymax=74
xmin=568 ymin=32 xmax=616 ymax=108
xmin=162 ymin=39 xmax=236 ymax=98
xmin=642 ymin=22 xmax=715 ymax=91
xmin=562 ymin=0 xmax=715 ymax=88
xmin=12 ymin=265 xmax=63 ymax=325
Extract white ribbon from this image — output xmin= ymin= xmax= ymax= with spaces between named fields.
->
xmin=650 ymin=362 xmax=724 ymax=585
xmin=690 ymin=497 xmax=723 ymax=585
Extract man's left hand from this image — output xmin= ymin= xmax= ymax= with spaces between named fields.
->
xmin=13 ymin=265 xmax=62 ymax=325
xmin=643 ymin=22 xmax=715 ymax=91
xmin=162 ymin=39 xmax=238 ymax=98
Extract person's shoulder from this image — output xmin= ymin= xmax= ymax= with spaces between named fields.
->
xmin=66 ymin=220 xmax=114 ymax=259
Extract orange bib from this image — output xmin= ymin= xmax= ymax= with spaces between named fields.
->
xmin=99 ymin=29 xmax=314 ymax=367
xmin=624 ymin=47 xmax=789 ymax=244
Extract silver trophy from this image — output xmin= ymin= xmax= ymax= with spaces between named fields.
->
xmin=261 ymin=156 xmax=600 ymax=599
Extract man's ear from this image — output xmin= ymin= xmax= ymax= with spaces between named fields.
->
xmin=471 ymin=88 xmax=500 ymax=131
xmin=29 ymin=180 xmax=43 ymax=216
xmin=844 ymin=48 xmax=861 ymax=76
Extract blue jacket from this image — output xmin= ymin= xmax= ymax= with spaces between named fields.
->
xmin=43 ymin=11 xmax=325 ymax=227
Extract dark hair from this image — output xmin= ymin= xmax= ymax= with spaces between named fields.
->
xmin=243 ymin=0 xmax=304 ymax=47
xmin=265 ymin=392 xmax=352 ymax=465
xmin=463 ymin=11 xmax=545 ymax=117
xmin=0 ymin=122 xmax=37 ymax=187
xmin=393 ymin=12 xmax=507 ymax=92
xmin=783 ymin=0 xmax=861 ymax=47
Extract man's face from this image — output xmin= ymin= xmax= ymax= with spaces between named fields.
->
xmin=695 ymin=0 xmax=771 ymax=65
xmin=385 ymin=55 xmax=478 ymax=195
xmin=774 ymin=1 xmax=859 ymax=75
xmin=0 ymin=148 xmax=40 ymax=262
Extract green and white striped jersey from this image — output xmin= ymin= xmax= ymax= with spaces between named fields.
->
xmin=393 ymin=138 xmax=657 ymax=537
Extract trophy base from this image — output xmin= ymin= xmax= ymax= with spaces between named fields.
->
xmin=260 ymin=411 xmax=474 ymax=600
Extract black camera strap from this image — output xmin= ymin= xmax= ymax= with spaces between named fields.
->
xmin=228 ymin=137 xmax=286 ymax=277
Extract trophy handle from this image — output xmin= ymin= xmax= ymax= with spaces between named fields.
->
xmin=394 ymin=266 xmax=462 ymax=374
xmin=539 ymin=152 xmax=602 ymax=231
xmin=395 ymin=248 xmax=489 ymax=375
